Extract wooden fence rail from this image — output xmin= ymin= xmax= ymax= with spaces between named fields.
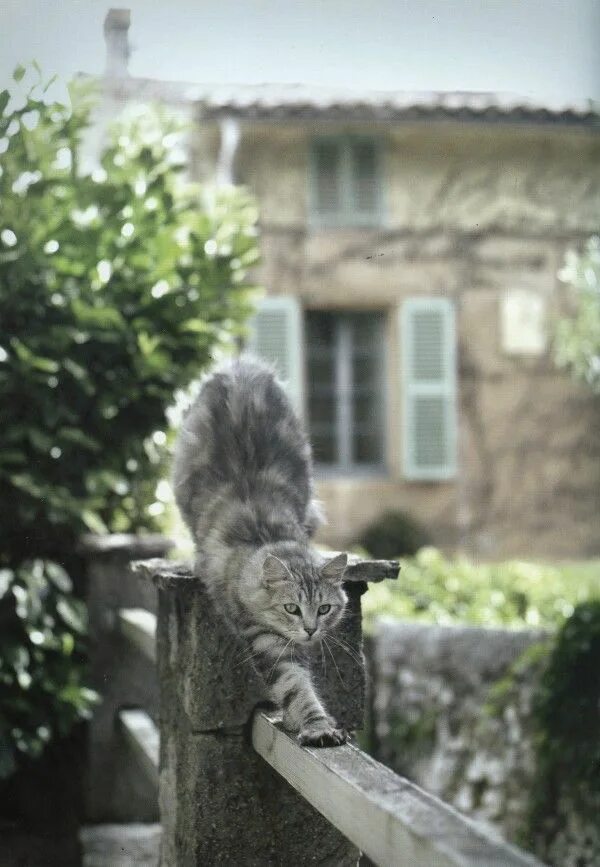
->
xmin=253 ymin=713 xmax=542 ymax=867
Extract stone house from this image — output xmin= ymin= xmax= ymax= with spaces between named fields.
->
xmin=100 ymin=9 xmax=600 ymax=560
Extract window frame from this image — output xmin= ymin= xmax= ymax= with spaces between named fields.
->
xmin=308 ymin=135 xmax=385 ymax=228
xmin=306 ymin=310 xmax=388 ymax=477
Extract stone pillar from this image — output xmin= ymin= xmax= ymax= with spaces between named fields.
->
xmin=137 ymin=557 xmax=397 ymax=866
xmin=81 ymin=534 xmax=172 ymax=822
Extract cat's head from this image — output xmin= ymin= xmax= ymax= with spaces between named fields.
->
xmin=253 ymin=549 xmax=348 ymax=645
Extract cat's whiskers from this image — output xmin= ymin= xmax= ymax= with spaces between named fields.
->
xmin=322 ymin=636 xmax=344 ymax=686
xmin=234 ymin=644 xmax=269 ymax=669
xmin=266 ymin=638 xmax=293 ymax=683
xmin=327 ymin=632 xmax=363 ymax=667
xmin=319 ymin=639 xmax=327 ymax=678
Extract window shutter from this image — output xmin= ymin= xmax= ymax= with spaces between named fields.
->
xmin=311 ymin=140 xmax=342 ymax=217
xmin=349 ymin=139 xmax=379 ymax=216
xmin=401 ymin=298 xmax=457 ymax=480
xmin=246 ymin=295 xmax=304 ymax=415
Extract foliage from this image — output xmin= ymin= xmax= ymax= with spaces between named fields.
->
xmin=0 ymin=66 xmax=259 ymax=561
xmin=526 ymin=601 xmax=600 ymax=857
xmin=0 ymin=560 xmax=98 ymax=779
xmin=554 ymin=236 xmax=600 ymax=393
xmin=357 ymin=510 xmax=431 ymax=559
xmin=0 ymin=65 xmax=260 ymax=772
xmin=362 ymin=547 xmax=600 ymax=631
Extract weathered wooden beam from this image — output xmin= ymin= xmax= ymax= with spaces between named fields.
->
xmin=118 ymin=608 xmax=157 ymax=662
xmin=252 ymin=713 xmax=546 ymax=867
xmin=118 ymin=709 xmax=159 ymax=789
xmin=132 ymin=553 xmax=399 ymax=589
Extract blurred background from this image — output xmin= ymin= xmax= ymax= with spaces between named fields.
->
xmin=1 ymin=2 xmax=599 ymax=865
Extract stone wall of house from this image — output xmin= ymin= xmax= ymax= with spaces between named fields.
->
xmin=230 ymin=120 xmax=600 ymax=559
xmin=367 ymin=620 xmax=600 ymax=867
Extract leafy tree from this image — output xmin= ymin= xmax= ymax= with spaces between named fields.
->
xmin=0 ymin=67 xmax=259 ymax=562
xmin=0 ymin=65 xmax=260 ymax=773
xmin=554 ymin=236 xmax=600 ymax=393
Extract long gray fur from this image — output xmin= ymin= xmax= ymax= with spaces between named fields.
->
xmin=172 ymin=357 xmax=349 ymax=746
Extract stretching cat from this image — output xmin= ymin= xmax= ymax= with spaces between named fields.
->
xmin=172 ymin=357 xmax=348 ymax=746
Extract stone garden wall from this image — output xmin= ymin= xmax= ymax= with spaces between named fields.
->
xmin=367 ymin=619 xmax=600 ymax=866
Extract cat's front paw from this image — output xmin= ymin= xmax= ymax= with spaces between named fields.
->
xmin=297 ymin=720 xmax=347 ymax=747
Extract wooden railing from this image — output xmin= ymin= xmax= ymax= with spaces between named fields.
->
xmin=129 ymin=555 xmax=545 ymax=867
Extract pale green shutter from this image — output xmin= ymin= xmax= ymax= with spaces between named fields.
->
xmin=247 ymin=295 xmax=304 ymax=415
xmin=349 ymin=139 xmax=381 ymax=220
xmin=310 ymin=139 xmax=342 ymax=220
xmin=401 ymin=298 xmax=457 ymax=480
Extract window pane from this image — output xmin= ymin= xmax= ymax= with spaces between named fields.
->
xmin=307 ymin=311 xmax=386 ymax=470
xmin=311 ymin=432 xmax=336 ymax=464
xmin=307 ymin=313 xmax=336 ymax=464
xmin=313 ymin=141 xmax=341 ymax=215
xmin=350 ymin=140 xmax=378 ymax=214
xmin=353 ymin=313 xmax=382 ymax=350
xmin=351 ymin=314 xmax=384 ymax=465
xmin=354 ymin=430 xmax=381 ymax=464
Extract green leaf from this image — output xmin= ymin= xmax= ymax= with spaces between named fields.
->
xmin=28 ymin=429 xmax=54 ymax=453
xmin=56 ymin=598 xmax=86 ymax=633
xmin=45 ymin=562 xmax=72 ymax=593
xmin=81 ymin=509 xmax=108 ymax=534
xmin=59 ymin=427 xmax=101 ymax=452
xmin=10 ymin=338 xmax=59 ymax=373
xmin=0 ymin=90 xmax=9 ymax=116
xmin=137 ymin=332 xmax=161 ymax=356
xmin=71 ymin=299 xmax=126 ymax=330
xmin=13 ymin=64 xmax=26 ymax=83
xmin=180 ymin=318 xmax=215 ymax=334
xmin=10 ymin=474 xmax=43 ymax=498
xmin=0 ymin=568 xmax=13 ymax=599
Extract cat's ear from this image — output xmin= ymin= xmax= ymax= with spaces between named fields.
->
xmin=262 ymin=554 xmax=291 ymax=585
xmin=321 ymin=553 xmax=347 ymax=584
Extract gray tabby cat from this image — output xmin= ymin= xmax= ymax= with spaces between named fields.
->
xmin=172 ymin=357 xmax=348 ymax=746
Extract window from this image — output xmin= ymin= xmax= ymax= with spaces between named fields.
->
xmin=306 ymin=311 xmax=386 ymax=471
xmin=401 ymin=298 xmax=457 ymax=480
xmin=309 ymin=137 xmax=383 ymax=226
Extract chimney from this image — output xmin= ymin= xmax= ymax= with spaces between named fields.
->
xmin=104 ymin=8 xmax=131 ymax=78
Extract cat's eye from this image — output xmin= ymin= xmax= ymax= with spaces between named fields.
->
xmin=284 ymin=603 xmax=301 ymax=615
xmin=318 ymin=604 xmax=331 ymax=615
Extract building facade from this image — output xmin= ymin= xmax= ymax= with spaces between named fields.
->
xmin=100 ymin=11 xmax=600 ymax=559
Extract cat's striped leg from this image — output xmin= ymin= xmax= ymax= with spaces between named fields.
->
xmin=242 ymin=628 xmax=346 ymax=746
xmin=274 ymin=660 xmax=346 ymax=746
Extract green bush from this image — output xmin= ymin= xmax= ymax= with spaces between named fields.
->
xmin=357 ymin=510 xmax=432 ymax=559
xmin=0 ymin=68 xmax=259 ymax=560
xmin=527 ymin=601 xmax=600 ymax=858
xmin=363 ymin=547 xmax=600 ymax=630
xmin=0 ymin=65 xmax=260 ymax=773
xmin=0 ymin=560 xmax=96 ymax=779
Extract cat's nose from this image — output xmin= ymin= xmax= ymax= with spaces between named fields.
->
xmin=305 ymin=626 xmax=316 ymax=637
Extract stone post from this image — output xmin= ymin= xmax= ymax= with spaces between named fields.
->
xmin=81 ymin=533 xmax=172 ymax=822
xmin=136 ymin=556 xmax=397 ymax=866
